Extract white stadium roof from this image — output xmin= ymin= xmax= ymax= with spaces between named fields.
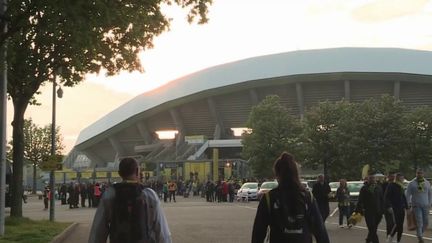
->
xmin=75 ymin=47 xmax=432 ymax=147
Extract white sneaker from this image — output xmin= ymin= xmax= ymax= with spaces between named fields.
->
xmin=386 ymin=235 xmax=393 ymax=243
xmin=339 ymin=225 xmax=344 ymax=228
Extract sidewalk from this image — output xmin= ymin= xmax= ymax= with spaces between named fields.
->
xmin=60 ymin=223 xmax=91 ymax=243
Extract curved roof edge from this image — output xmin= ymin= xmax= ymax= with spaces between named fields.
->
xmin=75 ymin=47 xmax=432 ymax=147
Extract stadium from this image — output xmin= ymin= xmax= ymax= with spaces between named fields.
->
xmin=63 ymin=47 xmax=432 ymax=182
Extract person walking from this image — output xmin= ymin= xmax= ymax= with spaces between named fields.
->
xmin=336 ymin=179 xmax=350 ymax=228
xmin=355 ymin=172 xmax=384 ymax=243
xmin=163 ymin=182 xmax=168 ymax=203
xmin=406 ymin=168 xmax=432 ymax=243
xmin=384 ymin=173 xmax=408 ymax=243
xmin=88 ymin=157 xmax=171 ymax=243
xmin=87 ymin=183 xmax=94 ymax=208
xmin=251 ymin=152 xmax=330 ymax=243
xmin=168 ymin=181 xmax=177 ymax=202
xmin=93 ymin=183 xmax=102 ymax=207
xmin=80 ymin=183 xmax=87 ymax=208
xmin=382 ymin=172 xmax=396 ymax=239
xmin=43 ymin=186 xmax=50 ymax=210
xmin=312 ymin=174 xmax=331 ymax=222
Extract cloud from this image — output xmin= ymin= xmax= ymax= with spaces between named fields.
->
xmin=352 ymin=0 xmax=429 ymax=22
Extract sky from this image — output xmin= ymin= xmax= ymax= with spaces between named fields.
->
xmin=5 ymin=0 xmax=432 ymax=153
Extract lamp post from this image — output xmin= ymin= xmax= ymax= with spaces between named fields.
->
xmin=0 ymin=0 xmax=7 ymax=235
xmin=49 ymin=67 xmax=62 ymax=221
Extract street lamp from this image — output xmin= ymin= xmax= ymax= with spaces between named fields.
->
xmin=49 ymin=67 xmax=62 ymax=221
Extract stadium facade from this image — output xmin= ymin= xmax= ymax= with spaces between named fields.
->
xmin=63 ymin=47 xmax=432 ymax=182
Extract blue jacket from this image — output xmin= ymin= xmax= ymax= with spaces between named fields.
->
xmin=406 ymin=178 xmax=432 ymax=208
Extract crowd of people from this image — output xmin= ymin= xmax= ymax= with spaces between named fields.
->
xmin=40 ymin=153 xmax=430 ymax=243
xmin=250 ymin=151 xmax=432 ymax=243
xmin=42 ymin=181 xmax=110 ymax=210
xmin=308 ymin=169 xmax=431 ymax=243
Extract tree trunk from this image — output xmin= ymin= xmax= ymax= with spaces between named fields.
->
xmin=10 ymin=100 xmax=29 ymax=217
xmin=32 ymin=162 xmax=37 ymax=194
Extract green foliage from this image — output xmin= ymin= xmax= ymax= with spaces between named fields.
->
xmin=302 ymin=96 xmax=406 ymax=180
xmin=8 ymin=119 xmax=64 ymax=193
xmin=402 ymin=106 xmax=432 ymax=177
xmin=243 ymin=95 xmax=432 ymax=181
xmin=0 ymin=217 xmax=70 ymax=243
xmin=3 ymin=0 xmax=212 ymax=217
xmin=242 ymin=95 xmax=302 ymax=178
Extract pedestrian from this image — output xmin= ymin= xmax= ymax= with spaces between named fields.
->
xmin=93 ymin=183 xmax=101 ymax=207
xmin=384 ymin=173 xmax=408 ymax=243
xmin=43 ymin=186 xmax=50 ymax=210
xmin=80 ymin=183 xmax=87 ymax=208
xmin=228 ymin=181 xmax=235 ymax=202
xmin=251 ymin=152 xmax=330 ymax=243
xmin=336 ymin=179 xmax=350 ymax=228
xmin=87 ymin=183 xmax=94 ymax=208
xmin=381 ymin=172 xmax=396 ymax=239
xmin=168 ymin=181 xmax=177 ymax=202
xmin=355 ymin=172 xmax=384 ymax=243
xmin=222 ymin=181 xmax=228 ymax=202
xmin=73 ymin=183 xmax=80 ymax=208
xmin=163 ymin=182 xmax=168 ymax=203
xmin=88 ymin=157 xmax=171 ymax=243
xmin=312 ymin=174 xmax=331 ymax=222
xmin=406 ymin=168 xmax=432 ymax=243
xmin=60 ymin=183 xmax=67 ymax=205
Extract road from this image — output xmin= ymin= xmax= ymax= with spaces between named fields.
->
xmin=6 ymin=196 xmax=432 ymax=243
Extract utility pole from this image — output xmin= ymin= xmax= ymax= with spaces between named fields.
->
xmin=0 ymin=0 xmax=7 ymax=236
xmin=49 ymin=68 xmax=62 ymax=221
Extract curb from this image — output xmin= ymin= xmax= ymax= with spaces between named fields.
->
xmin=50 ymin=222 xmax=79 ymax=243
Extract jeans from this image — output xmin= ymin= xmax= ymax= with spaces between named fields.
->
xmin=339 ymin=206 xmax=350 ymax=225
xmin=414 ymin=206 xmax=429 ymax=238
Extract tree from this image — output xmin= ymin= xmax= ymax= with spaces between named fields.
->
xmin=302 ymin=96 xmax=406 ymax=180
xmin=8 ymin=119 xmax=64 ymax=194
xmin=402 ymin=106 xmax=432 ymax=177
xmin=242 ymin=95 xmax=302 ymax=178
xmin=4 ymin=0 xmax=212 ymax=217
xmin=302 ymin=100 xmax=353 ymax=180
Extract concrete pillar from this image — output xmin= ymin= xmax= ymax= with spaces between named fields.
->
xmin=136 ymin=122 xmax=152 ymax=145
xmin=170 ymin=108 xmax=185 ymax=146
xmin=344 ymin=80 xmax=351 ymax=102
xmin=207 ymin=97 xmax=225 ymax=139
xmin=295 ymin=83 xmax=304 ymax=119
xmin=249 ymin=89 xmax=259 ymax=106
xmin=213 ymin=148 xmax=219 ymax=181
xmin=394 ymin=81 xmax=401 ymax=100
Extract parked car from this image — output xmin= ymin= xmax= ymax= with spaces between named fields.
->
xmin=347 ymin=181 xmax=364 ymax=203
xmin=257 ymin=181 xmax=278 ymax=200
xmin=328 ymin=181 xmax=340 ymax=201
xmin=236 ymin=182 xmax=259 ymax=201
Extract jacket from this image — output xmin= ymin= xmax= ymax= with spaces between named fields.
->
xmin=88 ymin=182 xmax=172 ymax=243
xmin=251 ymin=186 xmax=330 ymax=243
xmin=384 ymin=182 xmax=408 ymax=210
xmin=406 ymin=178 xmax=432 ymax=208
xmin=356 ymin=183 xmax=384 ymax=215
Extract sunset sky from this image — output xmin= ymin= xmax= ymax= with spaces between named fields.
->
xmin=6 ymin=0 xmax=432 ymax=153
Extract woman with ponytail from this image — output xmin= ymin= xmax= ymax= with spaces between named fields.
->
xmin=251 ymin=152 xmax=330 ymax=243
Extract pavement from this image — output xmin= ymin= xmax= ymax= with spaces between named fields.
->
xmin=7 ymin=195 xmax=432 ymax=243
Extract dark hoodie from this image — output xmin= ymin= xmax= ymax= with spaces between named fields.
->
xmin=251 ymin=186 xmax=330 ymax=243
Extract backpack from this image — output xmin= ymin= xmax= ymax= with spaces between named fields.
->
xmin=110 ymin=183 xmax=149 ymax=243
xmin=265 ymin=190 xmax=313 ymax=238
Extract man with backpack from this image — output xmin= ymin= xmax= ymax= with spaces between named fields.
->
xmin=88 ymin=157 xmax=172 ymax=243
xmin=355 ymin=172 xmax=384 ymax=243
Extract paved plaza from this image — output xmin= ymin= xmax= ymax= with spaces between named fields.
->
xmin=6 ymin=195 xmax=432 ymax=243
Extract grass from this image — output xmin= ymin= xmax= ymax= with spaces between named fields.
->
xmin=0 ymin=217 xmax=71 ymax=243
